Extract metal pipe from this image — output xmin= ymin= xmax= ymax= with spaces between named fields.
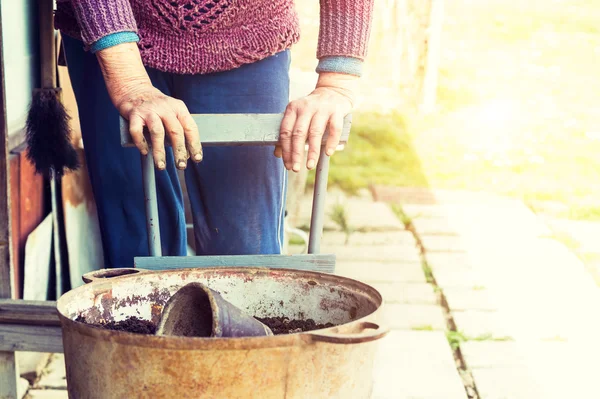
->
xmin=141 ymin=153 xmax=162 ymax=257
xmin=308 ymin=148 xmax=330 ymax=254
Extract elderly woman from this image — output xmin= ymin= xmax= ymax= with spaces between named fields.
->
xmin=54 ymin=0 xmax=374 ymax=267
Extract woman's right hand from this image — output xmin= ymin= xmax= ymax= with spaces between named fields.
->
xmin=96 ymin=43 xmax=202 ymax=170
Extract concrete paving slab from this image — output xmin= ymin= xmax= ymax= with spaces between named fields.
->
xmin=383 ymin=304 xmax=446 ymax=330
xmin=442 ymin=287 xmax=498 ymax=311
xmin=323 ymin=231 xmax=416 ymax=247
xmin=298 ymin=196 xmax=404 ymax=232
xmin=25 ymin=390 xmax=68 ymax=399
xmin=452 ymin=311 xmax=512 ymax=338
xmin=35 ymin=355 xmax=66 ymax=389
xmin=370 ymin=282 xmax=437 ymax=305
xmin=322 ymin=245 xmax=421 ymax=262
xmin=372 ymin=330 xmax=467 ymax=399
xmin=336 ymin=261 xmax=426 ymax=283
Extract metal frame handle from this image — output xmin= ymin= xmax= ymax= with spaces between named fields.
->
xmin=119 ymin=113 xmax=352 ymax=257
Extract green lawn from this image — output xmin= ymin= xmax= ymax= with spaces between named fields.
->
xmin=309 ymin=0 xmax=600 ymax=220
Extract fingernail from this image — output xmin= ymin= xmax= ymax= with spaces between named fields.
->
xmin=292 ymin=162 xmax=301 ymax=172
xmin=178 ymin=161 xmax=186 ymax=168
xmin=141 ymin=149 xmax=148 ymax=156
xmin=326 ymin=148 xmax=334 ymax=156
xmin=307 ymin=159 xmax=315 ymax=169
xmin=158 ymin=161 xmax=166 ymax=169
xmin=284 ymin=163 xmax=291 ymax=170
xmin=194 ymin=153 xmax=202 ymax=162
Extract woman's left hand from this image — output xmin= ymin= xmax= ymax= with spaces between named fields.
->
xmin=276 ymin=72 xmax=358 ymax=172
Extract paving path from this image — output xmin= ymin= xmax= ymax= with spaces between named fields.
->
xmin=27 ymin=188 xmax=600 ymax=399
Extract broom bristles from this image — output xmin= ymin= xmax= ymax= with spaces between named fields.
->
xmin=25 ymin=88 xmax=80 ymax=177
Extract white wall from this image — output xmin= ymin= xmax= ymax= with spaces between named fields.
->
xmin=1 ymin=0 xmax=38 ymax=137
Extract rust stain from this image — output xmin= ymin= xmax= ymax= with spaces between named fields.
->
xmin=61 ymin=149 xmax=96 ymax=213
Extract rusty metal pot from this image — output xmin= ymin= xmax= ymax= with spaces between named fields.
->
xmin=57 ymin=267 xmax=388 ymax=399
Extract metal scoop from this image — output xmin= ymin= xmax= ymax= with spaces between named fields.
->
xmin=155 ymin=282 xmax=273 ymax=337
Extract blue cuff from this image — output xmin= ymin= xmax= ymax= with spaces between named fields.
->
xmin=90 ymin=32 xmax=140 ymax=53
xmin=316 ymin=56 xmax=363 ymax=77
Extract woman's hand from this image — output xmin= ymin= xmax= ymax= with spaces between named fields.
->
xmin=97 ymin=43 xmax=202 ymax=170
xmin=276 ymin=72 xmax=357 ymax=172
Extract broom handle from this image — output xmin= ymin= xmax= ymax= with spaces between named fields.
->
xmin=39 ymin=0 xmax=56 ymax=89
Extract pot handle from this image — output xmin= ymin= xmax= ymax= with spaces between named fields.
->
xmin=308 ymin=321 xmax=389 ymax=344
xmin=82 ymin=268 xmax=151 ymax=284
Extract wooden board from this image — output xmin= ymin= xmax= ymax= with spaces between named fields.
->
xmin=8 ymin=153 xmax=19 ymax=298
xmin=8 ymin=147 xmax=46 ymax=300
xmin=0 ymin=300 xmax=62 ymax=353
xmin=0 ymin=324 xmax=63 ymax=353
xmin=23 ymin=213 xmax=53 ymax=300
xmin=120 ymin=114 xmax=352 ymax=148
xmin=0 ymin=299 xmax=59 ymax=326
xmin=135 ymin=254 xmax=336 ymax=274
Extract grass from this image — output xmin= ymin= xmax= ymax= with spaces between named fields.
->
xmin=307 ymin=112 xmax=429 ymax=195
xmin=412 ymin=325 xmax=434 ymax=331
xmin=421 ymin=261 xmax=434 ymax=284
xmin=446 ymin=330 xmax=513 ymax=351
xmin=329 ymin=203 xmax=352 ymax=244
xmin=299 ymin=1 xmax=600 ymax=222
xmin=391 ymin=204 xmax=413 ymax=228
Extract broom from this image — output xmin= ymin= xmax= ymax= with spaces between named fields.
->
xmin=25 ymin=0 xmax=79 ymax=177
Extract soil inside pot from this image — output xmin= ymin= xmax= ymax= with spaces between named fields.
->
xmin=256 ymin=316 xmax=335 ymax=335
xmin=75 ymin=316 xmax=156 ymax=334
xmin=76 ymin=315 xmax=335 ymax=335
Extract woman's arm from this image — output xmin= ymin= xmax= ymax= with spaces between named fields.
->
xmin=278 ymin=0 xmax=374 ymax=171
xmin=68 ymin=1 xmax=202 ymax=169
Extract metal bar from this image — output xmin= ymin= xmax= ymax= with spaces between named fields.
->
xmin=120 ymin=114 xmax=352 ymax=148
xmin=135 ymin=254 xmax=336 ymax=274
xmin=308 ymin=148 xmax=331 ymax=254
xmin=142 ymin=153 xmax=162 ymax=257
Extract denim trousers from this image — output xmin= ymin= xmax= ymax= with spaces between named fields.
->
xmin=62 ymin=36 xmax=289 ymax=268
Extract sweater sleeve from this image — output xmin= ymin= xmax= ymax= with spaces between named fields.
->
xmin=71 ymin=0 xmax=138 ymax=46
xmin=317 ymin=0 xmax=375 ymax=60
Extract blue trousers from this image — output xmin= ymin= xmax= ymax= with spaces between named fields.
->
xmin=62 ymin=36 xmax=289 ymax=268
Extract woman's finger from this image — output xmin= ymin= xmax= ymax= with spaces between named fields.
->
xmin=279 ymin=104 xmax=297 ymax=170
xmin=145 ymin=113 xmax=167 ymax=170
xmin=325 ymin=111 xmax=344 ymax=156
xmin=306 ymin=111 xmax=329 ymax=170
xmin=290 ymin=110 xmax=313 ymax=172
xmin=174 ymin=100 xmax=203 ymax=163
xmin=160 ymin=109 xmax=187 ymax=170
xmin=129 ymin=114 xmax=149 ymax=156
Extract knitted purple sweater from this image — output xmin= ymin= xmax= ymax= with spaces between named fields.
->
xmin=55 ymin=0 xmax=374 ymax=75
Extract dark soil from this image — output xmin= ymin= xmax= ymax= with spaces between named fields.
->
xmin=76 ymin=315 xmax=335 ymax=336
xmin=256 ymin=316 xmax=335 ymax=335
xmin=75 ymin=316 xmax=156 ymax=335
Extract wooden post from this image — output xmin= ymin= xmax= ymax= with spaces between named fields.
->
xmin=0 ymin=1 xmax=19 ymax=396
xmin=420 ymin=0 xmax=445 ymax=113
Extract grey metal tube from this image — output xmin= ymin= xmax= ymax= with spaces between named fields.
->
xmin=142 ymin=153 xmax=162 ymax=257
xmin=308 ymin=148 xmax=330 ymax=254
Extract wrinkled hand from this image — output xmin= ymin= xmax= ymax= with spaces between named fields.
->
xmin=115 ymin=83 xmax=202 ymax=170
xmin=276 ymin=73 xmax=357 ymax=171
xmin=97 ymin=42 xmax=202 ymax=170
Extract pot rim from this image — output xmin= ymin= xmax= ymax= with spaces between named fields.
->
xmin=57 ymin=267 xmax=386 ymax=349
